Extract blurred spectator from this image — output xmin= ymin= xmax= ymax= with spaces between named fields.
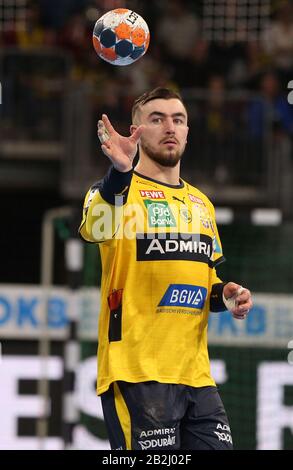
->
xmin=97 ymin=79 xmax=125 ymax=128
xmin=16 ymin=1 xmax=57 ymax=49
xmin=173 ymin=38 xmax=211 ymax=89
xmin=1 ymin=0 xmax=291 ymax=179
xmin=208 ymin=41 xmax=247 ymax=85
xmin=262 ymin=1 xmax=293 ymax=86
xmin=59 ymin=12 xmax=91 ymax=61
xmin=247 ymin=71 xmax=293 ymax=139
xmin=188 ymin=75 xmax=237 ymax=184
xmin=226 ymin=40 xmax=272 ymax=89
xmin=245 ymin=70 xmax=293 ymax=183
xmin=205 ymin=75 xmax=234 ymax=183
xmin=244 ymin=41 xmax=271 ymax=88
xmin=39 ymin=0 xmax=87 ymax=29
xmin=156 ymin=0 xmax=200 ymax=61
xmin=117 ymin=45 xmax=173 ymax=96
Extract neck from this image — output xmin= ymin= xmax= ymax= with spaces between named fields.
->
xmin=135 ymin=157 xmax=181 ymax=186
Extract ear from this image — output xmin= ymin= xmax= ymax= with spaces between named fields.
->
xmin=130 ymin=124 xmax=137 ymax=135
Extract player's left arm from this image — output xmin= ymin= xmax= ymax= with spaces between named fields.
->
xmin=209 ymin=272 xmax=253 ymax=319
xmin=208 ymin=200 xmax=253 ymax=318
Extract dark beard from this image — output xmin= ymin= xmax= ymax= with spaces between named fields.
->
xmin=140 ymin=140 xmax=184 ymax=168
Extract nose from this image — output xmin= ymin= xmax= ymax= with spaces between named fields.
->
xmin=164 ymin=117 xmax=175 ymax=134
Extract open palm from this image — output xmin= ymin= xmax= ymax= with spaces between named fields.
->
xmin=98 ymin=114 xmax=145 ymax=172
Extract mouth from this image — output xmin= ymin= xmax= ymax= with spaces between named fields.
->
xmin=162 ymin=140 xmax=178 ymax=146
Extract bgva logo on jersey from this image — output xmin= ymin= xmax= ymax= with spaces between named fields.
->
xmin=159 ymin=285 xmax=207 ymax=310
xmin=144 ymin=200 xmax=176 ymax=227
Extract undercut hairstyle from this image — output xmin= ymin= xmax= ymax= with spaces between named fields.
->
xmin=132 ymin=87 xmax=185 ymax=124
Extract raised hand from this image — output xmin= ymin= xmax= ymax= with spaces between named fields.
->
xmin=97 ymin=114 xmax=145 ymax=172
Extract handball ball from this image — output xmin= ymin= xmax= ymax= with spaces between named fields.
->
xmin=92 ymin=8 xmax=150 ymax=66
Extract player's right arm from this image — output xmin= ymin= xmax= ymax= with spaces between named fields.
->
xmin=79 ymin=169 xmax=131 ymax=243
xmin=79 ymin=114 xmax=145 ymax=243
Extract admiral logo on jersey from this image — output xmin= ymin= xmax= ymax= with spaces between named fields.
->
xmin=136 ymin=233 xmax=214 ymax=266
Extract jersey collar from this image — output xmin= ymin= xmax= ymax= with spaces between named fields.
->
xmin=133 ymin=170 xmax=184 ymax=189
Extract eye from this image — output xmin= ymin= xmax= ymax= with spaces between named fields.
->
xmin=152 ymin=117 xmax=162 ymax=124
xmin=174 ymin=118 xmax=184 ymax=124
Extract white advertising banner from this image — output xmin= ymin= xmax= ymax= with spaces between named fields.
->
xmin=0 ymin=285 xmax=292 ymax=346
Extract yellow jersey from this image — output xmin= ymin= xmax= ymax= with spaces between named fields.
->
xmin=80 ymin=168 xmax=226 ymax=395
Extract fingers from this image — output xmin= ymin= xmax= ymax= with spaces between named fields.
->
xmin=233 ymin=306 xmax=250 ymax=319
xmin=98 ymin=120 xmax=110 ymax=144
xmin=233 ymin=311 xmax=249 ymax=320
xmin=237 ymin=286 xmax=245 ymax=296
xmin=232 ymin=302 xmax=251 ymax=314
xmin=231 ymin=287 xmax=250 ymax=304
xmin=102 ymin=114 xmax=115 ymax=136
xmin=101 ymin=142 xmax=112 ymax=158
xmin=237 ymin=289 xmax=252 ymax=307
xmin=232 ymin=298 xmax=252 ymax=320
xmin=234 ymin=288 xmax=251 ymax=304
xmin=97 ymin=114 xmax=115 ymax=145
xmin=230 ymin=287 xmax=252 ymax=320
xmin=223 ymin=282 xmax=240 ymax=299
xmin=236 ymin=293 xmax=247 ymax=304
xmin=130 ymin=125 xmax=145 ymax=143
xmin=97 ymin=116 xmax=144 ymax=147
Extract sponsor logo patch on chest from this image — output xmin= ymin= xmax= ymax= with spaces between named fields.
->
xmin=159 ymin=284 xmax=207 ymax=310
xmin=139 ymin=190 xmax=165 ymax=199
xmin=144 ymin=200 xmax=176 ymax=227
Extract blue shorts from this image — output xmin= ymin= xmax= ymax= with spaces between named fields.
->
xmin=101 ymin=381 xmax=233 ymax=450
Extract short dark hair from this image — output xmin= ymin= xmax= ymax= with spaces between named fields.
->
xmin=132 ymin=87 xmax=184 ymax=123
